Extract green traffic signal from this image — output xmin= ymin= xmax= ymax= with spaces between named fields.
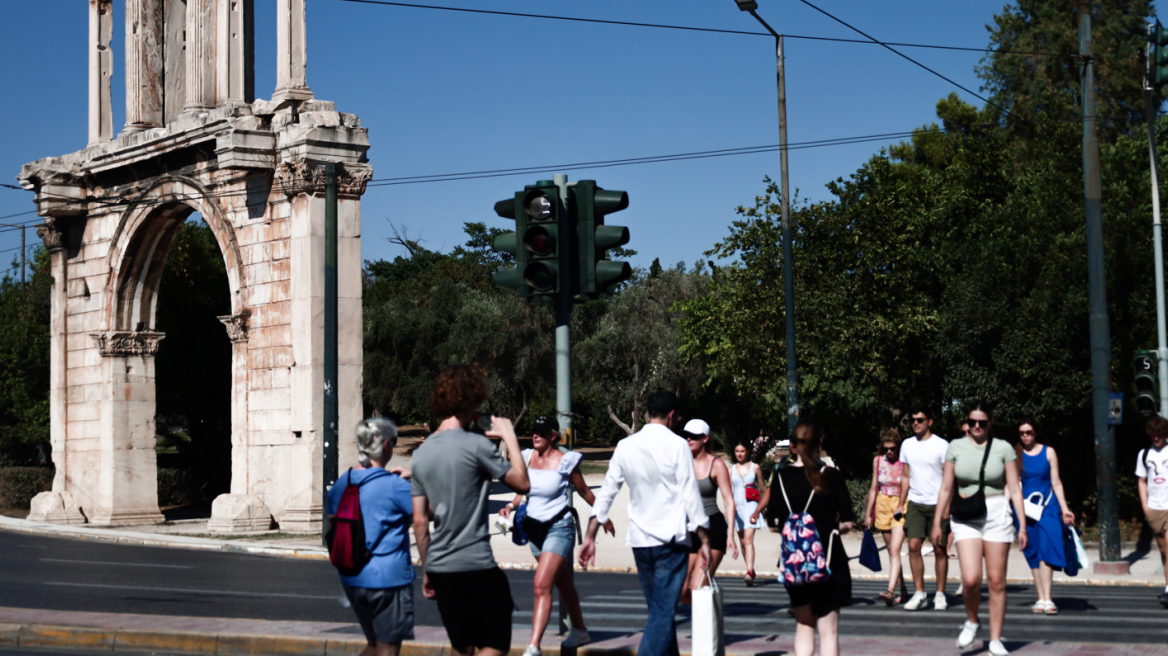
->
xmin=1134 ymin=351 xmax=1158 ymax=416
xmin=573 ymin=180 xmax=632 ymax=298
xmin=1148 ymin=21 xmax=1168 ymax=88
xmin=492 ymin=191 xmax=528 ymax=297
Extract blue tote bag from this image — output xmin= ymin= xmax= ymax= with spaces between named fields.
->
xmin=859 ymin=528 xmax=882 ymax=572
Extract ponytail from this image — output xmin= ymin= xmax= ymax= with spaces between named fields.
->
xmin=792 ymin=420 xmax=828 ymax=495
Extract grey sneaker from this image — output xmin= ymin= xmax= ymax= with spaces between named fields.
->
xmin=934 ymin=591 xmax=948 ymax=610
xmin=957 ymin=621 xmax=979 ymax=649
xmin=522 ymin=646 xmax=541 ymax=656
xmin=904 ymin=591 xmax=929 ymax=611
xmin=561 ymin=629 xmax=591 ymax=649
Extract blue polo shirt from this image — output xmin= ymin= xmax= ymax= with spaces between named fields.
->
xmin=327 ymin=468 xmax=416 ymax=589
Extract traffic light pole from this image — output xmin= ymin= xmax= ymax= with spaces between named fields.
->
xmin=552 ymin=174 xmax=572 ymax=636
xmin=1079 ymin=1 xmax=1121 ymax=566
xmin=322 ymin=163 xmax=340 ymax=545
xmin=1146 ymin=85 xmax=1168 ymax=417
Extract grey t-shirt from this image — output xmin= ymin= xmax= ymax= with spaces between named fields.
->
xmin=410 ymin=428 xmax=513 ymax=573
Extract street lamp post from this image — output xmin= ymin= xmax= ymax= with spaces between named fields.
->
xmin=733 ymin=1 xmax=799 ymax=432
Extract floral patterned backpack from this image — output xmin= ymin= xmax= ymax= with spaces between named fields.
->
xmin=777 ymin=472 xmax=839 ymax=587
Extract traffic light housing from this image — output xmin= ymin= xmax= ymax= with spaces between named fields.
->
xmin=1134 ymin=351 xmax=1158 ymax=416
xmin=573 ymin=180 xmax=632 ymax=298
xmin=492 ymin=181 xmax=564 ymax=301
xmin=1148 ymin=21 xmax=1168 ymax=89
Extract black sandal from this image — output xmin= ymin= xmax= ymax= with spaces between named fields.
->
xmin=878 ymin=591 xmax=895 ymax=606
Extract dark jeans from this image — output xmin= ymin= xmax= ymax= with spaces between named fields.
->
xmin=631 ymin=540 xmax=689 ymax=656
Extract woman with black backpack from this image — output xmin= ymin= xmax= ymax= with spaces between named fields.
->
xmin=932 ymin=401 xmax=1027 ymax=656
xmin=767 ymin=420 xmax=855 ymax=656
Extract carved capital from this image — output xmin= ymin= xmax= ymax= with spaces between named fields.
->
xmin=275 ymin=160 xmax=372 ymax=197
xmin=90 ymin=331 xmax=166 ymax=357
xmin=217 ymin=311 xmax=251 ymax=343
xmin=37 ymin=221 xmax=66 ymax=254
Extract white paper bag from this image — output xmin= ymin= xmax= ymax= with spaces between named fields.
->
xmin=690 ymin=570 xmax=725 ymax=656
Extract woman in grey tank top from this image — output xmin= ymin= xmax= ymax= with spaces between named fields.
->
xmin=680 ymin=419 xmax=738 ymax=605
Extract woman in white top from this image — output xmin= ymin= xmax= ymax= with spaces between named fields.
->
xmin=499 ymin=417 xmax=614 ymax=656
xmin=731 ymin=441 xmax=767 ymax=586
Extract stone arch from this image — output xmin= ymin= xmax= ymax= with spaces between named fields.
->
xmin=103 ymin=176 xmax=245 ymax=332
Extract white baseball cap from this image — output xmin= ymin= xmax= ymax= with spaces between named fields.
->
xmin=683 ymin=419 xmax=711 ymax=436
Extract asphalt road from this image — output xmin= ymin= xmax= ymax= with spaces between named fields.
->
xmin=2 ymin=530 xmax=1166 ymax=645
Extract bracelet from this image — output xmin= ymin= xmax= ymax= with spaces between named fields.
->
xmin=505 ymin=503 xmax=514 ymax=510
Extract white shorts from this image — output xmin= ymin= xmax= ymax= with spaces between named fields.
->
xmin=951 ymin=494 xmax=1015 ymax=544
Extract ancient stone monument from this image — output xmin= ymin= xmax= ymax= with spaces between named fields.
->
xmin=18 ymin=0 xmax=367 ymax=532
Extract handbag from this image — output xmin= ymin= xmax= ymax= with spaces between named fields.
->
xmin=690 ymin=569 xmax=725 ymax=656
xmin=859 ymin=528 xmax=882 ymax=572
xmin=1071 ymin=525 xmax=1090 ymax=569
xmin=949 ymin=436 xmax=994 ymax=522
xmin=1024 ymin=490 xmax=1053 ymax=522
xmin=745 ymin=483 xmax=762 ymax=503
xmin=508 ymin=449 xmax=536 ymax=546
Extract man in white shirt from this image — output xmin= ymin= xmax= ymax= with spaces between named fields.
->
xmin=1137 ymin=415 xmax=1168 ymax=607
xmin=899 ymin=406 xmax=951 ymax=611
xmin=580 ymin=391 xmax=709 ymax=656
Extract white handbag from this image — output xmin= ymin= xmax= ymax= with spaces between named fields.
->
xmin=1023 ymin=490 xmax=1052 ymax=522
xmin=690 ymin=569 xmax=725 ymax=656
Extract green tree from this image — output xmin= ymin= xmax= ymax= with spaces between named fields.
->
xmin=0 ymin=248 xmax=51 ymax=466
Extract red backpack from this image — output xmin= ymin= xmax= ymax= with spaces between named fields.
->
xmin=327 ymin=469 xmax=389 ymax=576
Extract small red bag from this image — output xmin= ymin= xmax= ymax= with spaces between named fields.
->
xmin=745 ymin=483 xmax=762 ymax=503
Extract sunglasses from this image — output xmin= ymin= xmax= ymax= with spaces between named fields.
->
xmin=967 ymin=419 xmax=989 ymax=428
xmin=1019 ymin=429 xmax=1034 ymax=436
xmin=910 ymin=417 xmax=928 ymax=424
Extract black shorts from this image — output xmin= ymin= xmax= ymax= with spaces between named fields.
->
xmin=690 ymin=512 xmax=729 ymax=553
xmin=426 ymin=567 xmax=514 ymax=653
xmin=343 ymin=584 xmax=415 ymax=646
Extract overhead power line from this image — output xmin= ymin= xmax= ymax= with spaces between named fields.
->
xmin=331 ymin=0 xmax=1063 ymax=57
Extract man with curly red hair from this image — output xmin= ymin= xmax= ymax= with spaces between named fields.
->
xmin=411 ymin=364 xmax=530 ymax=656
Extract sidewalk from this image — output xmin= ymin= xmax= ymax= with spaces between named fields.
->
xmin=2 ymin=467 xmax=1164 ymax=587
xmin=3 ymin=606 xmax=1167 ymax=656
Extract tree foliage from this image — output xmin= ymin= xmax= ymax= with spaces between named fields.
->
xmin=0 ymin=249 xmax=51 ymax=466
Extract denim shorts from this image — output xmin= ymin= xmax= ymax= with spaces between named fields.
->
xmin=528 ymin=511 xmax=576 ymax=561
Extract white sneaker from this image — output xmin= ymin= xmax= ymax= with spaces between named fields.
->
xmin=988 ymin=639 xmax=1009 ymax=656
xmin=561 ymin=629 xmax=591 ymax=649
xmin=956 ymin=621 xmax=979 ymax=649
xmin=921 ymin=543 xmax=935 ymax=556
xmin=934 ymin=591 xmax=948 ymax=610
xmin=523 ymin=645 xmax=542 ymax=656
xmin=904 ymin=591 xmax=929 ymax=611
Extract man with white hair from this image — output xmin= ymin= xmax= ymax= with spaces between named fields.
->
xmin=327 ymin=417 xmax=415 ymax=656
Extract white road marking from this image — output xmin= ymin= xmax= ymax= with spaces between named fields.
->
xmin=42 ymin=581 xmax=337 ymax=600
xmin=41 ymin=558 xmax=193 ymax=569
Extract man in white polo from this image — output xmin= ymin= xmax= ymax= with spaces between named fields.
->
xmin=899 ymin=406 xmax=950 ymax=611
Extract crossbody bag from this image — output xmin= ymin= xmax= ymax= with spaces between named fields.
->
xmin=949 ymin=436 xmax=993 ymax=522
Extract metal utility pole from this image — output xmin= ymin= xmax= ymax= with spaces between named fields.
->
xmin=1079 ymin=0 xmax=1121 ymax=564
xmin=0 ymin=222 xmax=26 ymax=284
xmin=552 ymin=173 xmax=573 ymax=636
xmin=1145 ymin=57 xmax=1168 ymax=417
xmin=740 ymin=5 xmax=800 ymax=432
xmin=322 ymin=162 xmax=340 ymax=545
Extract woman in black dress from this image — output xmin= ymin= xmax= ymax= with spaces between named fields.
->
xmin=767 ymin=420 xmax=855 ymax=656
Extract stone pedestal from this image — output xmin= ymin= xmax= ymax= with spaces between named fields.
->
xmin=27 ymin=491 xmax=87 ymax=525
xmin=279 ymin=488 xmax=322 ymax=533
xmin=208 ymin=493 xmax=274 ymax=532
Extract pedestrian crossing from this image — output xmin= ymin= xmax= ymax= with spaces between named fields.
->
xmin=512 ymin=579 xmax=1168 ymax=643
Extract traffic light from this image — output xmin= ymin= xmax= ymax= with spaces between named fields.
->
xmin=573 ymin=180 xmax=632 ymax=298
xmin=492 ymin=181 xmax=563 ymax=301
xmin=1148 ymin=21 xmax=1168 ymax=89
xmin=1134 ymin=351 xmax=1158 ymax=416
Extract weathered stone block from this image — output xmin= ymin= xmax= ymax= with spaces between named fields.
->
xmin=208 ymin=493 xmax=274 ymax=533
xmin=27 ymin=491 xmax=87 ymax=524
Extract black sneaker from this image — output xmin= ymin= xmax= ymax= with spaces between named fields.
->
xmin=1158 ymin=591 xmax=1168 ymax=608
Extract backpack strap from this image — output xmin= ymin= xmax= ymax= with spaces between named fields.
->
xmin=825 ymin=528 xmax=840 ymax=564
xmin=776 ymin=470 xmax=815 ymax=513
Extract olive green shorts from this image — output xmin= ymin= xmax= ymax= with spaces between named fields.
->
xmin=905 ymin=501 xmax=951 ymax=542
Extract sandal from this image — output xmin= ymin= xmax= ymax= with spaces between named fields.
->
xmin=879 ymin=590 xmax=896 ymax=606
xmin=744 ymin=571 xmax=754 ymax=587
xmin=1031 ymin=600 xmax=1046 ymax=614
xmin=1044 ymin=601 xmax=1059 ymax=615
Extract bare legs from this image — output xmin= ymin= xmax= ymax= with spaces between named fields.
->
xmin=882 ymin=527 xmax=907 ymax=599
xmin=682 ymin=549 xmax=726 ymax=602
xmin=957 ymin=538 xmax=1011 ymax=641
xmin=1157 ymin=534 xmax=1168 ymax=588
xmin=529 ymin=552 xmax=585 ymax=648
xmin=909 ymin=536 xmax=950 ymax=595
xmin=1031 ymin=562 xmax=1053 ymax=604
xmin=792 ymin=606 xmax=839 ymax=656
xmin=738 ymin=528 xmax=756 ymax=573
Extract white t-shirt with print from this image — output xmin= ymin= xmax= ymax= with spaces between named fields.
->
xmin=901 ymin=433 xmax=950 ymax=506
xmin=1136 ymin=445 xmax=1168 ymax=511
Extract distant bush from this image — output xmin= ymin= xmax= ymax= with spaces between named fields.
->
xmin=157 ymin=467 xmax=205 ymax=507
xmin=0 ymin=467 xmax=53 ymax=509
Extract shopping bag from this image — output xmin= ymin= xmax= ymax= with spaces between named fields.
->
xmin=1061 ymin=525 xmax=1079 ymax=577
xmin=1070 ymin=526 xmax=1090 ymax=570
xmin=859 ymin=528 xmax=882 ymax=572
xmin=691 ymin=570 xmax=725 ymax=656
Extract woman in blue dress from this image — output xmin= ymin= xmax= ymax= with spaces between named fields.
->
xmin=1015 ymin=419 xmax=1075 ymax=615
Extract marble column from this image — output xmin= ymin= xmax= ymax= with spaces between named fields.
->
xmin=88 ymin=0 xmax=113 ymax=146
xmin=185 ymin=0 xmax=216 ymax=111
xmin=216 ymin=0 xmax=255 ymax=105
xmin=125 ymin=0 xmax=164 ymax=133
xmin=273 ymin=0 xmax=313 ymax=103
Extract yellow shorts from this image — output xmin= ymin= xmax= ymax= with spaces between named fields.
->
xmin=874 ymin=493 xmax=905 ymax=532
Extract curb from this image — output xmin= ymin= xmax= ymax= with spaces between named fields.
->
xmin=3 ymin=517 xmax=1161 ymax=588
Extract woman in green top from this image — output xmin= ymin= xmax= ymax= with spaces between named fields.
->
xmin=932 ymin=401 xmax=1027 ymax=656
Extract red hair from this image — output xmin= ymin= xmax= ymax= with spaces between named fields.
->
xmin=430 ymin=363 xmax=489 ymax=419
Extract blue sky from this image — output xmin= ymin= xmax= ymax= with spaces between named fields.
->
xmin=1 ymin=0 xmax=1163 ymax=278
